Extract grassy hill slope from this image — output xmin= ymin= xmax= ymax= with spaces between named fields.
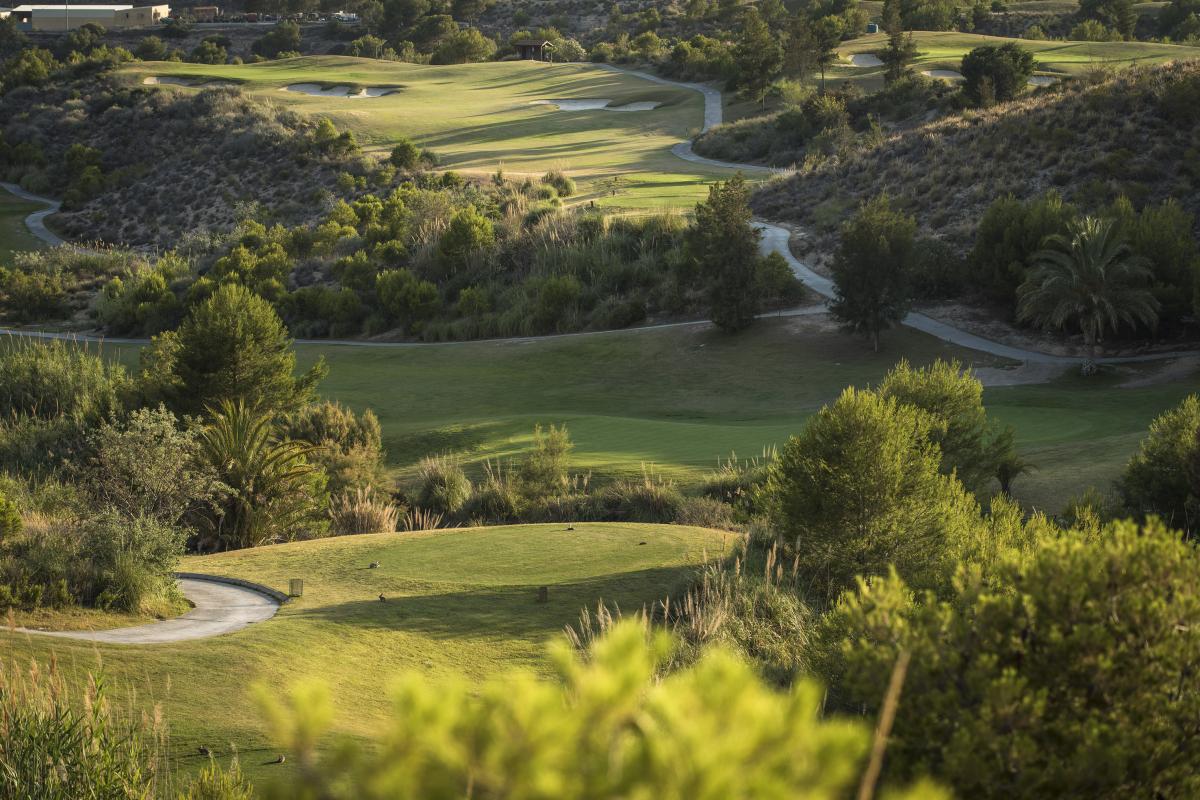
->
xmin=0 ymin=193 xmax=44 ymax=260
xmin=86 ymin=314 xmax=1197 ymax=513
xmin=3 ymin=522 xmax=729 ymax=781
xmin=753 ymin=59 xmax=1200 ymax=250
xmin=119 ymin=57 xmax=742 ymax=210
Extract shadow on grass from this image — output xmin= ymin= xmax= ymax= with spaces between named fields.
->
xmin=289 ymin=565 xmax=699 ymax=639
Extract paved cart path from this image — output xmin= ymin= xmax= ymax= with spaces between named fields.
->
xmin=11 ymin=577 xmax=281 ymax=644
xmin=3 ymin=73 xmax=1196 ymax=368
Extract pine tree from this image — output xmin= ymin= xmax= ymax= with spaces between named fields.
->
xmin=733 ymin=8 xmax=783 ymax=108
xmin=830 ymin=195 xmax=916 ymax=351
xmin=687 ymin=174 xmax=764 ymax=332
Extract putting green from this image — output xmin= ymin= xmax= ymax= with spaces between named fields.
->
xmin=2 ymin=522 xmax=729 ymax=781
xmin=119 ymin=57 xmax=743 ymax=210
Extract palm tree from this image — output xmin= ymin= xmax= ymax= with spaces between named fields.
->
xmin=197 ymin=399 xmax=323 ymax=551
xmin=1017 ymin=216 xmax=1159 ymax=375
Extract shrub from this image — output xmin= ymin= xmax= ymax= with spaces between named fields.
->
xmin=674 ymin=495 xmax=737 ymax=529
xmin=436 ymin=206 xmax=494 ymax=275
xmin=969 ymin=192 xmax=1073 ymax=304
xmin=0 ymin=490 xmax=19 ymax=544
xmin=766 ymin=387 xmax=979 ymax=602
xmin=189 ymin=39 xmax=226 ymax=64
xmin=389 ymin=137 xmax=420 ymax=169
xmin=595 ymin=469 xmax=684 ymax=523
xmin=133 ymin=35 xmax=166 ymax=60
xmin=817 ymin=518 xmax=1200 ymax=799
xmin=196 ymin=400 xmax=328 ymax=551
xmin=253 ymin=622 xmax=945 ymax=799
xmin=82 ymin=406 xmax=217 ymax=526
xmin=700 ymin=449 xmax=776 ymax=519
xmin=78 ymin=510 xmax=187 ymax=612
xmin=375 ymin=269 xmax=440 ymax=333
xmin=415 ymin=453 xmax=471 ymax=515
xmin=253 ymin=21 xmax=301 ymax=59
xmin=282 ymin=402 xmax=386 ymax=494
xmin=329 ymin=487 xmax=400 ymax=535
xmin=518 ymin=424 xmax=572 ymax=498
xmin=541 ymin=169 xmax=576 ymax=197
xmin=0 ymin=268 xmax=66 ymax=322
xmin=960 ymin=43 xmax=1036 ymax=106
xmin=460 ymin=460 xmax=520 ymax=523
xmin=1119 ymin=394 xmax=1200 ymax=536
xmin=0 ymin=338 xmax=130 ymax=424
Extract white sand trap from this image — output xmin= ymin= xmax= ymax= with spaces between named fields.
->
xmin=532 ymin=98 xmax=612 ymax=111
xmin=922 ymin=69 xmax=965 ymax=82
xmin=531 ymin=99 xmax=660 ymax=112
xmin=282 ymin=83 xmax=396 ymax=98
xmin=143 ymin=76 xmax=236 ymax=88
xmin=1028 ymin=75 xmax=1059 ymax=86
xmin=607 ymin=101 xmax=661 ymax=111
xmin=849 ymin=53 xmax=883 ymax=67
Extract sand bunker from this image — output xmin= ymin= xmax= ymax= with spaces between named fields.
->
xmin=848 ymin=53 xmax=883 ymax=67
xmin=282 ymin=83 xmax=397 ymax=98
xmin=922 ymin=69 xmax=965 ymax=82
xmin=1028 ymin=75 xmax=1059 ymax=86
xmin=531 ymin=99 xmax=661 ymax=112
xmin=143 ymin=76 xmax=236 ymax=88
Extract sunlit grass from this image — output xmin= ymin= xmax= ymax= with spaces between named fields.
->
xmin=118 ymin=57 xmax=748 ymax=209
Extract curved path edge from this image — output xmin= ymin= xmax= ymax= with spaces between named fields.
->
xmin=604 ymin=66 xmax=1199 ymax=367
xmin=3 ymin=78 xmax=1196 ymax=367
xmin=0 ymin=181 xmax=65 ymax=247
xmin=8 ymin=573 xmax=283 ymax=644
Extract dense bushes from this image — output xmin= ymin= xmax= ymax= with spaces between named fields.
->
xmin=968 ymin=192 xmax=1200 ymax=328
xmin=960 ymin=43 xmax=1036 ymax=106
xmin=766 ymin=386 xmax=978 ymax=601
xmin=2 ymin=161 xmax=801 ymax=342
xmin=0 ymin=507 xmax=186 ymax=614
xmin=0 ymin=660 xmax=166 ymax=800
xmin=817 ymin=519 xmax=1200 ymax=799
xmin=195 ymin=400 xmax=328 ymax=551
xmin=0 ymin=338 xmax=131 ymax=473
xmin=1119 ymin=393 xmax=1200 ymax=536
xmin=405 ymin=426 xmax=739 ymax=530
xmin=253 ymin=622 xmax=944 ymax=800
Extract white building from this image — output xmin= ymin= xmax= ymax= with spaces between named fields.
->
xmin=10 ymin=3 xmax=170 ymax=31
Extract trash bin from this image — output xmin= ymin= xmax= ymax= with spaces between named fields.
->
xmin=289 ymin=578 xmax=304 ymax=597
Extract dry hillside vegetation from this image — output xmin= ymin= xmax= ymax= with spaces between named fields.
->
xmin=0 ymin=78 xmax=353 ymax=247
xmin=753 ymin=60 xmax=1200 ymax=251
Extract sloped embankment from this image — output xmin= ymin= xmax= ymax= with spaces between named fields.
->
xmin=0 ymin=76 xmax=353 ymax=248
xmin=751 ymin=60 xmax=1200 ymax=251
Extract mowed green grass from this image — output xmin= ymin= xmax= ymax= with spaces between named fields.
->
xmin=0 ymin=192 xmax=44 ymax=262
xmin=2 ymin=523 xmax=730 ymax=782
xmin=87 ymin=315 xmax=1195 ymax=512
xmin=833 ymin=31 xmax=1200 ymax=87
xmin=118 ymin=57 xmax=744 ymax=210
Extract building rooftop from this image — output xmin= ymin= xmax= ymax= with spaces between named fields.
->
xmin=13 ymin=4 xmax=135 ymax=9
